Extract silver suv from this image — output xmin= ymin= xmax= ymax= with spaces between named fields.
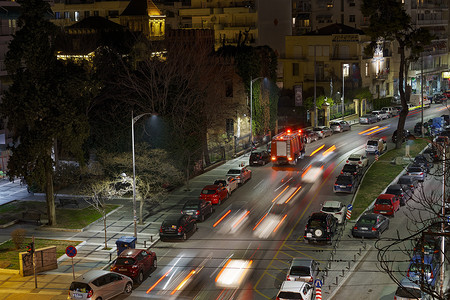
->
xmin=286 ymin=258 xmax=320 ymax=283
xmin=69 ymin=270 xmax=133 ymax=300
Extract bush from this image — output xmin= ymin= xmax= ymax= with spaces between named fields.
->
xmin=11 ymin=229 xmax=26 ymax=249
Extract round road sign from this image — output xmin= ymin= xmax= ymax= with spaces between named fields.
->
xmin=66 ymin=245 xmax=77 ymax=258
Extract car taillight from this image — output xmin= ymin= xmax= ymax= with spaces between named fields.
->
xmin=358 ymin=161 xmax=362 ymax=164
xmin=346 ymin=160 xmax=349 ymax=163
xmin=347 ymin=184 xmax=352 ymax=187
xmin=406 ymin=172 xmax=409 ymax=175
xmin=419 ymin=172 xmax=423 ymax=175
xmin=159 ymin=227 xmax=163 ymax=233
xmin=340 ymin=171 xmax=343 ymax=174
xmin=286 ymin=275 xmax=291 ymax=281
xmin=353 ymin=226 xmax=358 ymax=230
xmin=178 ymin=226 xmax=183 ymax=232
xmin=407 ymin=270 xmax=410 ymax=277
xmin=196 ymin=210 xmax=200 ymax=215
xmin=308 ymin=276 xmax=313 ymax=283
xmin=371 ymin=227 xmax=377 ymax=231
xmin=87 ymin=289 xmax=93 ymax=298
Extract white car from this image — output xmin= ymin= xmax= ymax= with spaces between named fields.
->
xmin=320 ymin=201 xmax=347 ymax=224
xmin=372 ymin=110 xmax=389 ymax=121
xmin=214 ymin=177 xmax=238 ymax=194
xmin=346 ymin=153 xmax=368 ymax=168
xmin=276 ymin=281 xmax=314 ymax=300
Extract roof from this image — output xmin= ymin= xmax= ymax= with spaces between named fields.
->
xmin=202 ymin=185 xmax=219 ymax=189
xmin=303 ymin=23 xmax=364 ymax=36
xmin=75 ymin=270 xmax=110 ymax=283
xmin=67 ymin=16 xmax=126 ymax=31
xmin=121 ymin=0 xmax=162 ymax=16
xmin=292 ymin=258 xmax=313 ymax=267
xmin=280 ymin=280 xmax=308 ymax=292
xmin=322 ymin=201 xmax=341 ymax=208
xmin=118 ymin=248 xmax=143 ymax=258
xmin=377 ymin=194 xmax=396 ymax=199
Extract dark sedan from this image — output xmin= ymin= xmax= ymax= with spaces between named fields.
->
xmin=181 ymin=198 xmax=213 ymax=222
xmin=333 ymin=174 xmax=358 ymax=193
xmin=159 ymin=214 xmax=197 ymax=241
xmin=249 ymin=150 xmax=271 ymax=166
xmin=386 ymin=184 xmax=411 ymax=206
xmin=396 ymin=175 xmax=419 ymax=192
xmin=352 ymin=213 xmax=389 ymax=239
xmin=359 ymin=114 xmax=378 ymax=124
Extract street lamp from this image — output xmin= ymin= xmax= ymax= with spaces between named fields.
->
xmin=250 ymin=76 xmax=264 ymax=149
xmin=131 ymin=111 xmax=154 ymax=239
xmin=342 ymin=64 xmax=349 ymax=121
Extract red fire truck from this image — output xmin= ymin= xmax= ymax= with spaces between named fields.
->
xmin=271 ymin=129 xmax=306 ymax=165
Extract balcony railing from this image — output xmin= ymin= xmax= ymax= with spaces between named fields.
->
xmin=415 ymin=19 xmax=448 ymax=26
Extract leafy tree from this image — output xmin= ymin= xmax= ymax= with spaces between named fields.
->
xmin=361 ymin=0 xmax=433 ymax=148
xmin=0 ymin=0 xmax=90 ymax=225
xmin=304 ymin=95 xmax=334 ymax=110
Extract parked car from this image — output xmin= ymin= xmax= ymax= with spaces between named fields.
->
xmin=333 ymin=174 xmax=359 ymax=193
xmin=286 ymin=258 xmax=320 ymax=283
xmin=320 ymin=201 xmax=347 ymax=224
xmin=394 ymin=277 xmax=431 ymax=300
xmin=359 ymin=114 xmax=378 ymax=124
xmin=68 ymin=270 xmax=133 ymax=300
xmin=249 ymin=150 xmax=271 ymax=166
xmin=406 ymin=165 xmax=427 ymax=182
xmin=407 ymin=254 xmax=440 ymax=287
xmin=313 ymin=126 xmax=333 ymax=138
xmin=413 ymin=235 xmax=440 ymax=258
xmin=386 ymin=184 xmax=411 ymax=206
xmin=159 ymin=214 xmax=197 ymax=241
xmin=351 ymin=213 xmax=389 ymax=238
xmin=330 ymin=121 xmax=351 ymax=132
xmin=304 ymin=212 xmax=337 ymax=244
xmin=381 ymin=106 xmax=399 ymax=117
xmin=365 ymin=138 xmax=387 ymax=154
xmin=340 ymin=164 xmax=362 ymax=178
xmin=434 ymin=135 xmax=450 ymax=147
xmin=181 ymin=198 xmax=213 ymax=222
xmin=226 ymin=167 xmax=252 ymax=185
xmin=373 ymin=194 xmax=400 ymax=216
xmin=304 ymin=129 xmax=319 ymax=143
xmin=276 ymin=281 xmax=314 ymax=300
xmin=110 ymin=249 xmax=156 ymax=283
xmin=397 ymin=175 xmax=419 ymax=192
xmin=372 ymin=110 xmax=389 ymax=121
xmin=346 ymin=153 xmax=368 ymax=168
xmin=214 ymin=177 xmax=238 ymax=194
xmin=199 ymin=184 xmax=228 ymax=205
xmin=413 ymin=155 xmax=433 ymax=172
xmin=392 ymin=129 xmax=411 ymax=143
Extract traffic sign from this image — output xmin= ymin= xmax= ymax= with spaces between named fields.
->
xmin=314 ymin=279 xmax=323 ymax=288
xmin=66 ymin=245 xmax=77 ymax=258
xmin=347 ymin=204 xmax=353 ymax=211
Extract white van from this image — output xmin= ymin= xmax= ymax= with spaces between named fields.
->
xmin=381 ymin=107 xmax=398 ymax=117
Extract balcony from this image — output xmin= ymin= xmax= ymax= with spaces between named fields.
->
xmin=372 ymin=69 xmax=390 ymax=80
xmin=416 ymin=19 xmax=448 ymax=26
xmin=330 ymin=55 xmax=359 ymax=61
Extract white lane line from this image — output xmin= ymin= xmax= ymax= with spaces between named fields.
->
xmin=252 ymin=180 xmax=264 ymax=190
xmin=274 ymin=177 xmax=293 ymax=192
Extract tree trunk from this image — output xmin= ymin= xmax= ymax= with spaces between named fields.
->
xmin=103 ymin=213 xmax=107 ymax=249
xmin=45 ymin=161 xmax=56 ymax=226
xmin=185 ymin=155 xmax=190 ymax=191
xmin=396 ymin=44 xmax=408 ymax=149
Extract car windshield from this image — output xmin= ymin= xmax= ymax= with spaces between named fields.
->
xmin=386 ymin=188 xmax=400 ymax=195
xmin=162 ymin=218 xmax=178 ymax=227
xmin=277 ymin=292 xmax=302 ymax=299
xmin=367 ymin=141 xmax=378 ymax=146
xmin=395 ymin=287 xmax=422 ymax=298
xmin=398 ymin=178 xmax=411 ymax=184
xmin=342 ymin=165 xmax=356 ymax=172
xmin=322 ymin=206 xmax=340 ymax=213
xmin=358 ymin=217 xmax=376 ymax=225
xmin=336 ymin=176 xmax=352 ymax=184
xmin=70 ymin=282 xmax=92 ymax=292
xmin=290 ymin=266 xmax=311 ymax=276
xmin=201 ymin=189 xmax=216 ymax=195
xmin=408 ymin=168 xmax=422 ymax=173
xmin=376 ymin=198 xmax=392 ymax=205
xmin=214 ymin=180 xmax=226 ymax=186
xmin=409 ymin=263 xmax=432 ymax=273
xmin=183 ymin=200 xmax=199 ymax=209
xmin=116 ymin=257 xmax=136 ymax=265
xmin=227 ymin=169 xmax=241 ymax=175
xmin=330 ymin=122 xmax=339 ymax=126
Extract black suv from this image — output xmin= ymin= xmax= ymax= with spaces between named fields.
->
xmin=304 ymin=212 xmax=337 ymax=244
xmin=340 ymin=164 xmax=362 ymax=177
xmin=159 ymin=214 xmax=197 ymax=241
xmin=181 ymin=198 xmax=213 ymax=222
xmin=249 ymin=150 xmax=271 ymax=166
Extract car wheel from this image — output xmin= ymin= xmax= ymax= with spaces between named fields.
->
xmin=153 ymin=259 xmax=157 ymax=268
xmin=160 ymin=237 xmax=166 ymax=242
xmin=200 ymin=214 xmax=205 ymax=222
xmin=376 ymin=231 xmax=381 ymax=239
xmin=124 ymin=282 xmax=133 ymax=294
xmin=137 ymin=271 xmax=144 ymax=284
xmin=96 ymin=298 xmax=102 ymax=300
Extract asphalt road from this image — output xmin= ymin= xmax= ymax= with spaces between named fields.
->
xmin=112 ymin=104 xmax=448 ymax=299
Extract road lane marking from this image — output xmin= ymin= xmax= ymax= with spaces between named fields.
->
xmin=274 ymin=177 xmax=293 ymax=191
xmin=253 ymin=180 xmax=264 ymax=190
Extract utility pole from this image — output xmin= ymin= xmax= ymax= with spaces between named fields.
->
xmin=421 ymin=53 xmax=424 ymax=138
xmin=440 ymin=146 xmax=445 ymax=297
xmin=314 ymin=46 xmax=317 ymax=127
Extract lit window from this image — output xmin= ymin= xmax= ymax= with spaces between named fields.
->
xmin=365 ymin=62 xmax=369 ymax=77
xmin=342 ymin=64 xmax=350 ymax=77
xmin=74 ymin=11 xmax=80 ymax=21
xmin=55 ymin=12 xmax=61 ymax=19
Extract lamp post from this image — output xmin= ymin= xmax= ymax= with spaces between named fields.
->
xmin=131 ymin=111 xmax=153 ymax=239
xmin=250 ymin=76 xmax=264 ymax=149
xmin=342 ymin=64 xmax=349 ymax=121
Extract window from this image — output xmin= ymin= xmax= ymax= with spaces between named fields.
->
xmin=226 ymin=119 xmax=234 ymax=137
xmin=55 ymin=12 xmax=61 ymax=19
xmin=365 ymin=62 xmax=369 ymax=77
xmin=64 ymin=11 xmax=70 ymax=19
xmin=74 ymin=11 xmax=80 ymax=21
xmin=84 ymin=11 xmax=90 ymax=18
xmin=225 ymin=79 xmax=233 ymax=97
xmin=292 ymin=63 xmax=299 ymax=76
xmin=349 ymin=15 xmax=355 ymax=23
xmin=108 ymin=10 xmax=119 ymax=18
xmin=93 ymin=11 xmax=99 ymax=17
